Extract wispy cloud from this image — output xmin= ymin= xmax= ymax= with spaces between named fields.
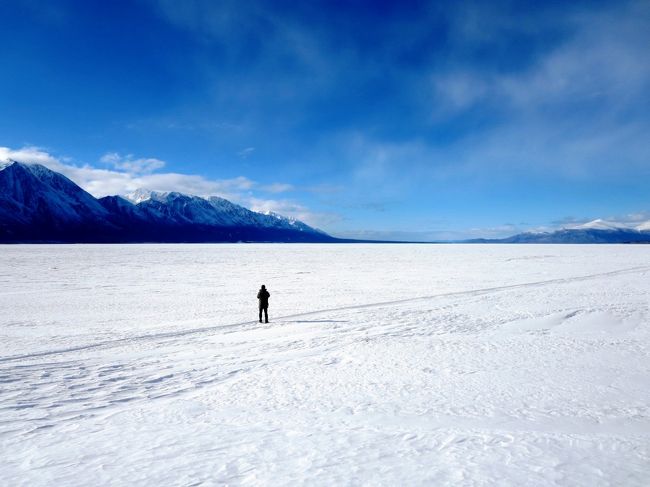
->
xmin=100 ymin=152 xmax=165 ymax=174
xmin=237 ymin=147 xmax=255 ymax=159
xmin=617 ymin=211 xmax=650 ymax=224
xmin=302 ymin=0 xmax=650 ymax=205
xmin=429 ymin=0 xmax=650 ymax=179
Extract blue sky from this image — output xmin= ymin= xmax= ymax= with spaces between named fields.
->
xmin=1 ymin=0 xmax=649 ymax=240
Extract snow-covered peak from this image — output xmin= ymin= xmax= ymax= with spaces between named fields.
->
xmin=262 ymin=211 xmax=298 ymax=225
xmin=0 ymin=160 xmax=54 ymax=179
xmin=125 ymin=189 xmax=205 ymax=205
xmin=124 ymin=188 xmax=157 ymax=204
xmin=257 ymin=210 xmax=324 ymax=233
xmin=563 ymin=218 xmax=650 ymax=233
xmin=0 ymin=158 xmax=18 ymax=171
xmin=569 ymin=219 xmax=629 ymax=231
xmin=636 ymin=220 xmax=650 ymax=232
xmin=262 ymin=210 xmax=286 ymax=219
xmin=207 ymin=195 xmax=236 ymax=208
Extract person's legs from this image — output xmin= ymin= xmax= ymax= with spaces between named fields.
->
xmin=263 ymin=307 xmax=269 ymax=323
xmin=259 ymin=307 xmax=263 ymax=323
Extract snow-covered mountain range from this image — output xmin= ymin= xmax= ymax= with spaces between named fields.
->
xmin=470 ymin=219 xmax=650 ymax=244
xmin=2 ymin=160 xmax=647 ymax=244
xmin=0 ymin=161 xmax=335 ymax=243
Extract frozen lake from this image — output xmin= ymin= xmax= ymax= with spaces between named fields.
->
xmin=1 ymin=244 xmax=649 ymax=485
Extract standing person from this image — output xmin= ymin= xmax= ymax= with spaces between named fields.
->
xmin=257 ymin=284 xmax=270 ymax=323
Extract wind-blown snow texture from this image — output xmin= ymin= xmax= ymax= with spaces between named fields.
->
xmin=1 ymin=244 xmax=649 ymax=486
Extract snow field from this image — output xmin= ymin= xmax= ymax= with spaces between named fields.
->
xmin=1 ymin=244 xmax=649 ymax=485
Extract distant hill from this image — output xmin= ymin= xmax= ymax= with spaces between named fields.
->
xmin=467 ymin=219 xmax=650 ymax=244
xmin=0 ymin=161 xmax=338 ymax=243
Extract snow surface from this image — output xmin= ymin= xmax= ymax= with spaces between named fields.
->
xmin=1 ymin=244 xmax=649 ymax=486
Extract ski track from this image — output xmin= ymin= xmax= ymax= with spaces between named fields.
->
xmin=1 ymin=245 xmax=650 ymax=486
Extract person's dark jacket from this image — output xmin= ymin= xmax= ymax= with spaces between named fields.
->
xmin=257 ymin=288 xmax=270 ymax=308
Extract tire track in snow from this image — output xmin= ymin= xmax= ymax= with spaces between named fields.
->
xmin=2 ymin=264 xmax=649 ymax=363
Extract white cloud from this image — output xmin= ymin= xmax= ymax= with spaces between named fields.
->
xmin=248 ymin=197 xmax=305 ymax=215
xmin=1 ymin=146 xmax=261 ymax=202
xmin=0 ymin=146 xmax=60 ymax=166
xmin=100 ymin=152 xmax=165 ymax=174
xmin=247 ymin=196 xmax=340 ymax=228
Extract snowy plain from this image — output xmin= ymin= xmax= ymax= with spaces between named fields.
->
xmin=1 ymin=243 xmax=649 ymax=486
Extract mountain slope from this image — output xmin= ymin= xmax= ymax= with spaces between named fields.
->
xmin=0 ymin=161 xmax=110 ymax=223
xmin=0 ymin=161 xmax=118 ymax=241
